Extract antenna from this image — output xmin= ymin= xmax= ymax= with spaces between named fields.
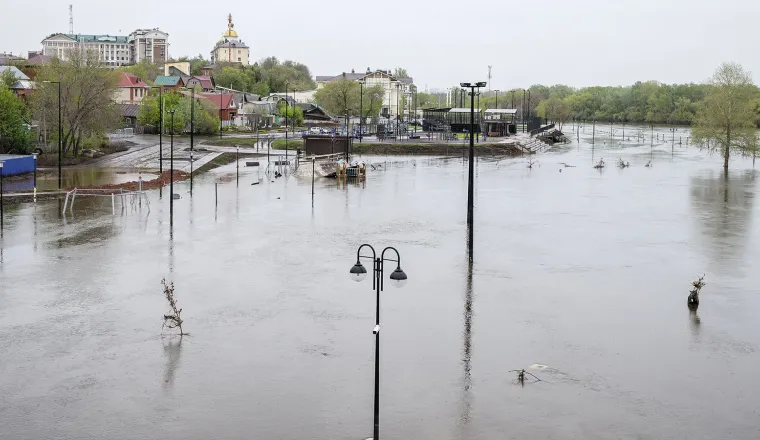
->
xmin=69 ymin=5 xmax=73 ymax=34
xmin=487 ymin=65 xmax=492 ymax=90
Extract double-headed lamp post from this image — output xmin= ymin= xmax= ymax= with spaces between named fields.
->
xmin=349 ymin=244 xmax=408 ymax=440
xmin=460 ymin=81 xmax=487 ymax=261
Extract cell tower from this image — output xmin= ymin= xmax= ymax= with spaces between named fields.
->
xmin=487 ymin=65 xmax=492 ymax=90
xmin=69 ymin=5 xmax=74 ymax=34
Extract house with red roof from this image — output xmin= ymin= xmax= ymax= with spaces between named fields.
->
xmin=185 ymin=75 xmax=215 ymax=92
xmin=197 ymin=92 xmax=237 ymax=122
xmin=116 ymin=72 xmax=149 ymax=104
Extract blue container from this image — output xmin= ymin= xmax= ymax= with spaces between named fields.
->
xmin=0 ymin=154 xmax=35 ymax=176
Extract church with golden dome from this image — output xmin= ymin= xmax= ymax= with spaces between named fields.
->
xmin=211 ymin=14 xmax=249 ymax=65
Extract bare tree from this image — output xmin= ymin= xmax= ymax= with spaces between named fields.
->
xmin=32 ymin=49 xmax=120 ymax=157
xmin=161 ymin=278 xmax=185 ymax=336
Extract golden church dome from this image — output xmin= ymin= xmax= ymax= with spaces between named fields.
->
xmin=223 ymin=14 xmax=238 ymax=38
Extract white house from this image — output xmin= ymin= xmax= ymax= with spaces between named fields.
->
xmin=315 ymin=69 xmax=414 ymax=118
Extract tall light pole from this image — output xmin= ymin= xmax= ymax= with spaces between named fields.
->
xmin=359 ymin=80 xmax=364 ymax=142
xmin=494 ymin=90 xmax=499 ymax=109
xmin=219 ymin=92 xmax=223 ymax=139
xmin=0 ymin=161 xmax=4 ymax=231
xmin=349 ymin=244 xmax=408 ymax=440
xmin=149 ymin=86 xmax=164 ymax=173
xmin=284 ymin=82 xmax=289 ymax=161
xmin=190 ymin=88 xmax=195 ymax=196
xmin=461 ymin=81 xmax=487 ymax=261
xmin=43 ymin=80 xmax=62 ymax=188
xmin=168 ymin=109 xmax=176 ymax=226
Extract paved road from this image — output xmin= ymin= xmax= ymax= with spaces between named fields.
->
xmin=87 ymin=135 xmax=274 ymax=170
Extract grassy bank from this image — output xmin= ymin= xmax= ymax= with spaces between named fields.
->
xmin=272 ymin=139 xmax=304 ymax=150
xmin=202 ymin=137 xmax=259 ymax=147
xmin=351 ymin=142 xmax=523 ymax=156
xmin=193 ymin=152 xmax=256 ymax=174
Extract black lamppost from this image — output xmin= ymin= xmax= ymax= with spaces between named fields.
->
xmin=349 ymin=244 xmax=408 ymax=440
xmin=168 ymin=109 xmax=176 ymax=225
xmin=42 ymin=80 xmax=62 ymax=188
xmin=148 ymin=86 xmax=164 ymax=173
xmin=461 ymin=81 xmax=487 ymax=261
xmin=284 ymin=82 xmax=290 ymax=161
xmin=0 ymin=161 xmax=4 ymax=231
xmin=359 ymin=80 xmax=364 ymax=142
xmin=190 ymin=88 xmax=195 ymax=196
xmin=219 ymin=92 xmax=223 ymax=139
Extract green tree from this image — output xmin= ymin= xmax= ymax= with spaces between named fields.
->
xmin=32 ymin=51 xmax=120 ymax=157
xmin=122 ymin=59 xmax=162 ymax=83
xmin=1 ymin=69 xmax=18 ymax=88
xmin=0 ymin=84 xmax=32 ymax=153
xmin=277 ymin=103 xmax=304 ymax=126
xmin=361 ymin=84 xmax=386 ymax=119
xmin=313 ymin=78 xmax=359 ymax=116
xmin=214 ymin=66 xmax=251 ymax=91
xmin=692 ymin=62 xmax=759 ymax=172
xmin=393 ymin=67 xmax=409 ymax=78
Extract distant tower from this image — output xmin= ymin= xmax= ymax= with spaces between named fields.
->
xmin=69 ymin=4 xmax=73 ymax=34
xmin=487 ymin=65 xmax=492 ymax=90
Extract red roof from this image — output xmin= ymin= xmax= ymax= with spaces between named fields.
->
xmin=118 ymin=72 xmax=148 ymax=88
xmin=198 ymin=93 xmax=235 ymax=110
xmin=192 ymin=75 xmax=214 ymax=90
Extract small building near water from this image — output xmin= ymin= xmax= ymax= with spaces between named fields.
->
xmin=302 ymin=135 xmax=351 ymax=156
xmin=484 ymin=109 xmax=518 ymax=137
xmin=422 ymin=107 xmax=483 ymax=133
xmin=0 ymin=154 xmax=36 ymax=177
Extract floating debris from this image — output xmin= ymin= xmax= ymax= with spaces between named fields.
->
xmin=509 ymin=369 xmax=543 ymax=386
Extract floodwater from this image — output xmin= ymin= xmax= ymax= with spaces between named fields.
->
xmin=1 ymin=124 xmax=760 ymax=439
xmin=9 ymin=168 xmax=151 ymax=192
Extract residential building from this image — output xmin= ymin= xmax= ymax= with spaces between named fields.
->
xmin=316 ymin=69 xmax=415 ymax=118
xmin=40 ymin=28 xmax=168 ymax=66
xmin=197 ymin=92 xmax=237 ymax=123
xmin=42 ymin=33 xmax=131 ymax=66
xmin=185 ymin=75 xmax=215 ymax=92
xmin=115 ymin=72 xmax=149 ymax=104
xmin=269 ymin=90 xmax=316 ymax=104
xmin=211 ymin=14 xmax=249 ymax=65
xmin=0 ymin=66 xmax=33 ymax=100
xmin=128 ymin=28 xmax=169 ymax=64
xmin=164 ymin=61 xmax=190 ymax=76
xmin=154 ymin=75 xmax=186 ymax=92
xmin=0 ymin=52 xmax=25 ymax=65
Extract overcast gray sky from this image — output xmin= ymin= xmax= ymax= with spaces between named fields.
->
xmin=2 ymin=0 xmax=758 ymax=90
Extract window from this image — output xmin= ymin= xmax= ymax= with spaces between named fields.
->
xmin=238 ymin=57 xmax=241 ymax=62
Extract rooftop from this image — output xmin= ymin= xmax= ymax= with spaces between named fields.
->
xmin=154 ymin=75 xmax=182 ymax=86
xmin=0 ymin=66 xmax=30 ymax=81
xmin=118 ymin=72 xmax=149 ymax=88
xmin=43 ymin=33 xmax=129 ymax=44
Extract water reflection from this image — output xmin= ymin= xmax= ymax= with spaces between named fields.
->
xmin=689 ymin=309 xmax=701 ymax=338
xmin=162 ymin=336 xmax=183 ymax=390
xmin=458 ymin=261 xmax=474 ymax=434
xmin=690 ymin=170 xmax=757 ymax=272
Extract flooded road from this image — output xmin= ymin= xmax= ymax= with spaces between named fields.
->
xmin=1 ymin=125 xmax=759 ymax=439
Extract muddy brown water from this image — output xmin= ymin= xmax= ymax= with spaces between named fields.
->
xmin=1 ymin=125 xmax=759 ymax=439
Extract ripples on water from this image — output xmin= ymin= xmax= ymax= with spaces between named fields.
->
xmin=1 ymin=126 xmax=760 ymax=439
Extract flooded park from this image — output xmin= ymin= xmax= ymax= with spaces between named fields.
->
xmin=1 ymin=125 xmax=760 ymax=439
